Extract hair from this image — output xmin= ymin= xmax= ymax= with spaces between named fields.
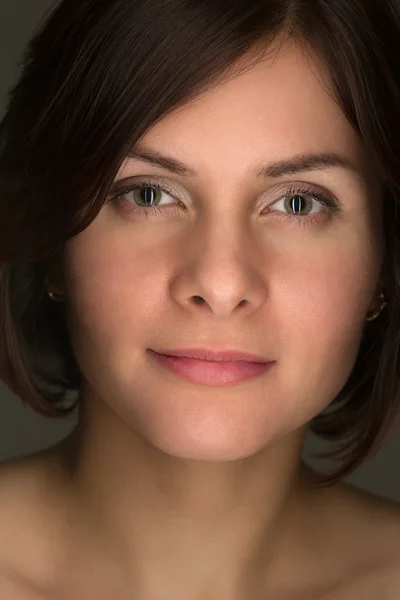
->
xmin=0 ymin=0 xmax=400 ymax=486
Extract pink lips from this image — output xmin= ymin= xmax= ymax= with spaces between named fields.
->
xmin=147 ymin=349 xmax=274 ymax=386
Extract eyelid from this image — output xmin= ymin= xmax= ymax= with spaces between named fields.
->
xmin=109 ymin=175 xmax=186 ymax=201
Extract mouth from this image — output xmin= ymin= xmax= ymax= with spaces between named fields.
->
xmin=147 ymin=349 xmax=275 ymax=386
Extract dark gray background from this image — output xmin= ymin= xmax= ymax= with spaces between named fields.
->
xmin=1 ymin=0 xmax=399 ymax=502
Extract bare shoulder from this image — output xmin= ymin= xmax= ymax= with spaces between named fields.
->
xmin=328 ymin=480 xmax=400 ymax=551
xmin=317 ymin=480 xmax=400 ymax=597
xmin=0 ymin=449 xmax=69 ymax=598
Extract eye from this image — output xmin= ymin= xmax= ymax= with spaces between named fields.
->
xmin=106 ymin=178 xmax=183 ymax=217
xmin=274 ymin=193 xmax=324 ymax=215
xmin=111 ymin=180 xmax=177 ymax=206
xmin=126 ymin=183 xmax=175 ymax=207
xmin=264 ymin=185 xmax=341 ymax=227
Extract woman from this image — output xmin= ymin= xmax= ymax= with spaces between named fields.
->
xmin=0 ymin=0 xmax=400 ymax=597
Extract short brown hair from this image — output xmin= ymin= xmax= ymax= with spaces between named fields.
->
xmin=1 ymin=0 xmax=400 ymax=486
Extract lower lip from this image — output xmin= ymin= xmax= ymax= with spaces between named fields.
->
xmin=147 ymin=350 xmax=274 ymax=386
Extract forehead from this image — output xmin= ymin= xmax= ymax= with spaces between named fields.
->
xmin=134 ymin=39 xmax=368 ymax=178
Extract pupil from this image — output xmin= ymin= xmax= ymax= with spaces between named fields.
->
xmin=291 ymin=195 xmax=303 ymax=214
xmin=142 ymin=187 xmax=156 ymax=206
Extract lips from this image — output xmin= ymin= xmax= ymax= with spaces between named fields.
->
xmin=147 ymin=350 xmax=274 ymax=386
xmin=151 ymin=348 xmax=269 ymax=363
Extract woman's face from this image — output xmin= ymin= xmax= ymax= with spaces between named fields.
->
xmin=63 ymin=40 xmax=385 ymax=460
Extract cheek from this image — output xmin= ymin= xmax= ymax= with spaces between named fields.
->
xmin=63 ymin=228 xmax=167 ymax=356
xmin=279 ymin=219 xmax=379 ymax=331
xmin=274 ymin=242 xmax=377 ymax=419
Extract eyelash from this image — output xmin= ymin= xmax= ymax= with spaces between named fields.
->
xmin=107 ymin=178 xmax=342 ymax=226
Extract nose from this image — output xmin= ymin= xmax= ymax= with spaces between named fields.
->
xmin=170 ymin=219 xmax=268 ymax=319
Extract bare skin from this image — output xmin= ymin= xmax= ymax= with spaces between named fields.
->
xmin=1 ymin=35 xmax=400 ymax=599
xmin=0 ymin=437 xmax=399 ymax=599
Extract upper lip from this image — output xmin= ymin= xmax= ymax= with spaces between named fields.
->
xmin=151 ymin=347 xmax=271 ymax=363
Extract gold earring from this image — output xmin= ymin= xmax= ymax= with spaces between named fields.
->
xmin=48 ymin=289 xmax=65 ymax=302
xmin=366 ymin=292 xmax=387 ymax=322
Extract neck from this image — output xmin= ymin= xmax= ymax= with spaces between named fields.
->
xmin=55 ymin=393 xmax=322 ymax=599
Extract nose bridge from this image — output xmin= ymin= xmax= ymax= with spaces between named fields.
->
xmin=195 ymin=205 xmax=251 ymax=265
xmin=175 ymin=205 xmax=267 ymax=314
xmin=185 ymin=205 xmax=260 ymax=296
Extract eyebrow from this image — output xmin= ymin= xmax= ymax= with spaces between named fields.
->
xmin=126 ymin=145 xmax=361 ymax=178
